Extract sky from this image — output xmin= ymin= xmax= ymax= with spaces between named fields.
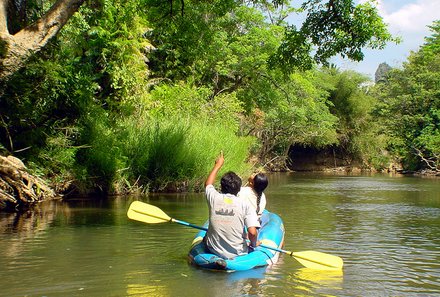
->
xmin=331 ymin=0 xmax=440 ymax=80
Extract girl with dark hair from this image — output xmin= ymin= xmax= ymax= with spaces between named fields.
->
xmin=238 ymin=173 xmax=268 ymax=218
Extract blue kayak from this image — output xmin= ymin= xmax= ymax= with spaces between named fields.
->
xmin=188 ymin=210 xmax=285 ymax=271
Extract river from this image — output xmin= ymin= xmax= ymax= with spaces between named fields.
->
xmin=0 ymin=173 xmax=439 ymax=296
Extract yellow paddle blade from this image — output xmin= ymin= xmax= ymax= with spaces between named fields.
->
xmin=127 ymin=201 xmax=172 ymax=224
xmin=291 ymin=251 xmax=344 ymax=270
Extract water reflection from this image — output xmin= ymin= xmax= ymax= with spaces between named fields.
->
xmin=126 ymin=283 xmax=170 ymax=297
xmin=0 ymin=174 xmax=439 ymax=296
xmin=289 ymin=268 xmax=343 ymax=296
xmin=0 ymin=201 xmax=70 ymax=258
xmin=228 ymin=266 xmax=267 ymax=296
xmin=0 ymin=201 xmax=66 ymax=234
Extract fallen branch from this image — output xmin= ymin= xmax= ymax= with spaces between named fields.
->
xmin=414 ymin=147 xmax=440 ymax=172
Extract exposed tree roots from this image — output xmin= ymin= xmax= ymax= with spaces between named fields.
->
xmin=0 ymin=155 xmax=60 ymax=211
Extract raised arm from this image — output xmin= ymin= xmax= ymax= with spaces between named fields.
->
xmin=205 ymin=152 xmax=224 ymax=187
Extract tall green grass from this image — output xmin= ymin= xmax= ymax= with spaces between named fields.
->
xmin=23 ymin=110 xmax=253 ymax=195
xmin=73 ymin=110 xmax=124 ymax=194
xmin=118 ymin=116 xmax=254 ymax=193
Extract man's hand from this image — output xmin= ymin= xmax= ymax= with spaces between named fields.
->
xmin=214 ymin=151 xmax=224 ymax=169
xmin=205 ymin=151 xmax=225 ymax=187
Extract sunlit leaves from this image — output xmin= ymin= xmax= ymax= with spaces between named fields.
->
xmin=271 ymin=0 xmax=399 ymax=72
xmin=373 ymin=21 xmax=440 ymax=170
xmin=148 ymin=82 xmax=243 ymax=131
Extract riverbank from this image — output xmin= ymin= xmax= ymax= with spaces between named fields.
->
xmin=1 ymin=151 xmax=438 ymax=212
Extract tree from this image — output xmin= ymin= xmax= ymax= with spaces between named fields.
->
xmin=147 ymin=2 xmax=285 ymax=101
xmin=269 ymin=0 xmax=399 ymax=72
xmin=324 ymin=69 xmax=385 ymax=167
xmin=1 ymin=1 xmax=397 ymax=81
xmin=0 ymin=0 xmax=403 ymax=197
xmin=240 ymin=69 xmax=339 ymax=167
xmin=374 ymin=21 xmax=440 ymax=171
xmin=0 ymin=0 xmax=85 ymax=80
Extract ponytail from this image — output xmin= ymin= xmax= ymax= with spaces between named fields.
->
xmin=256 ymin=192 xmax=262 ymax=214
xmin=252 ymin=173 xmax=268 ymax=214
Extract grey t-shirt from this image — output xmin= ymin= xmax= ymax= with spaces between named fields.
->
xmin=205 ymin=185 xmax=260 ymax=259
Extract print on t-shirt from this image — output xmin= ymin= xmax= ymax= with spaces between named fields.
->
xmin=215 ymin=208 xmax=235 ymax=216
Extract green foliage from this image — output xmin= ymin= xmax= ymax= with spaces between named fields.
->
xmin=71 ymin=77 xmax=252 ymax=193
xmin=316 ymin=68 xmax=395 ymax=169
xmin=113 ymin=81 xmax=251 ymax=191
xmin=271 ymin=0 xmax=400 ymax=72
xmin=59 ymin=1 xmax=152 ymax=115
xmin=269 ymin=25 xmax=314 ymax=73
xmin=373 ymin=21 xmax=440 ymax=171
xmin=1 ymin=0 xmax=154 ymax=192
xmin=146 ymin=2 xmax=284 ymax=94
xmin=0 ymin=53 xmax=98 ymax=157
xmin=26 ymin=126 xmax=80 ymax=189
xmin=326 ymin=71 xmax=378 ymax=154
xmin=74 ymin=108 xmax=123 ymax=193
xmin=148 ymin=82 xmax=243 ymax=130
xmin=0 ymin=0 xmax=411 ymax=196
xmin=240 ymin=70 xmax=339 ymax=162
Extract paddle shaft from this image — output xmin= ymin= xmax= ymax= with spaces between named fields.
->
xmin=170 ymin=218 xmax=293 ymax=257
xmin=172 ymin=218 xmax=207 ymax=231
xmin=259 ymin=245 xmax=342 ymax=268
xmin=171 ymin=217 xmax=341 ymax=268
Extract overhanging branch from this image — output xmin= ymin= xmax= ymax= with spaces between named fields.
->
xmin=0 ymin=0 xmax=85 ymax=81
xmin=14 ymin=0 xmax=85 ymax=51
xmin=0 ymin=1 xmax=7 ymax=34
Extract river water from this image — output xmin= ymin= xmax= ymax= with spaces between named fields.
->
xmin=0 ymin=173 xmax=439 ymax=297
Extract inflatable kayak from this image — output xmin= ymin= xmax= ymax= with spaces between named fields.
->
xmin=188 ymin=210 xmax=285 ymax=271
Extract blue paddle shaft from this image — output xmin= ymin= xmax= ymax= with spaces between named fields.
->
xmin=172 ymin=218 xmax=208 ymax=231
xmin=172 ymin=218 xmax=281 ymax=253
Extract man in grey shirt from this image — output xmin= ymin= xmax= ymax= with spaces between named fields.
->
xmin=204 ymin=152 xmax=260 ymax=259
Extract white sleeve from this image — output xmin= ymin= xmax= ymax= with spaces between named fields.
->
xmin=238 ymin=187 xmax=257 ymax=210
xmin=205 ymin=184 xmax=217 ymax=204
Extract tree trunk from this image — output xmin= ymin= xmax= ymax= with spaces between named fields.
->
xmin=0 ymin=0 xmax=85 ymax=81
